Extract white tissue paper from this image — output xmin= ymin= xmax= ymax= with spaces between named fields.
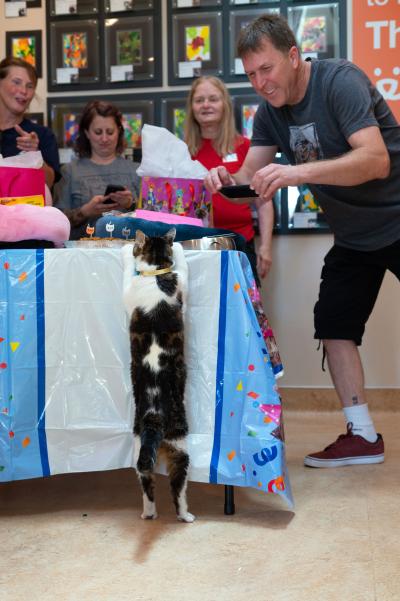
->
xmin=137 ymin=124 xmax=208 ymax=179
xmin=0 ymin=150 xmax=44 ymax=168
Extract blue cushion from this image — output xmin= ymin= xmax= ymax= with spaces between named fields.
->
xmin=95 ymin=215 xmax=247 ymax=250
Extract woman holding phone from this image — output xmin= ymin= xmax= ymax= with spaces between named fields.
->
xmin=54 ymin=100 xmax=140 ymax=240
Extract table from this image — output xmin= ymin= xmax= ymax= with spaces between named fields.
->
xmin=0 ymin=247 xmax=293 ymax=509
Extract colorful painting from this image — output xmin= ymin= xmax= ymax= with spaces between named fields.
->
xmin=116 ymin=29 xmax=142 ymax=66
xmin=301 ymin=16 xmax=327 ymax=53
xmin=241 ymin=104 xmax=258 ymax=140
xmin=63 ymin=113 xmax=80 ymax=147
xmin=122 ymin=113 xmax=142 ymax=148
xmin=173 ymin=108 xmax=186 ymax=140
xmin=62 ymin=32 xmax=88 ymax=68
xmin=11 ymin=36 xmax=36 ymax=68
xmin=185 ymin=25 xmax=210 ymax=62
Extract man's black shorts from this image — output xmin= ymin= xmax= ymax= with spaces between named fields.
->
xmin=314 ymin=239 xmax=400 ymax=345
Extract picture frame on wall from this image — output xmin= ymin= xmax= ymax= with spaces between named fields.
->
xmin=104 ymin=16 xmax=156 ymax=83
xmin=229 ymin=8 xmax=278 ymax=77
xmin=113 ymin=98 xmax=155 ymax=148
xmin=105 ymin=0 xmax=153 ymax=12
xmin=27 ymin=0 xmax=41 ymax=7
xmin=232 ymin=93 xmax=261 ymax=140
xmin=48 ymin=19 xmax=100 ymax=88
xmin=171 ymin=11 xmax=223 ymax=81
xmin=6 ymin=30 xmax=42 ymax=78
xmin=48 ymin=101 xmax=86 ymax=148
xmin=287 ymin=2 xmax=340 ymax=59
xmin=48 ymin=0 xmax=99 ymax=17
xmin=161 ymin=97 xmax=187 ymax=140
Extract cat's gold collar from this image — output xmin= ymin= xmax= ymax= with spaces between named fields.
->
xmin=139 ymin=267 xmax=173 ymax=277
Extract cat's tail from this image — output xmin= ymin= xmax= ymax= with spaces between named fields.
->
xmin=137 ymin=412 xmax=164 ymax=473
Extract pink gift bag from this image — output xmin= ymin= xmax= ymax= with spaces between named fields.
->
xmin=0 ymin=166 xmax=45 ymax=207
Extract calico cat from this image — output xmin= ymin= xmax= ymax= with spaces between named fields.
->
xmin=122 ymin=229 xmax=194 ymax=523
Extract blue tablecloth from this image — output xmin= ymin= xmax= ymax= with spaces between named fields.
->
xmin=0 ymin=247 xmax=292 ymax=508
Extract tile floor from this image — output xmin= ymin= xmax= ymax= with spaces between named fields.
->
xmin=1 ymin=411 xmax=399 ymax=601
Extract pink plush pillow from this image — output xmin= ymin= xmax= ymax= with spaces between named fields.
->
xmin=0 ymin=204 xmax=71 ymax=244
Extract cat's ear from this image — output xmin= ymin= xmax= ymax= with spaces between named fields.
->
xmin=164 ymin=228 xmax=176 ymax=245
xmin=135 ymin=229 xmax=147 ymax=246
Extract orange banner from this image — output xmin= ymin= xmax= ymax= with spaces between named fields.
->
xmin=352 ymin=0 xmax=400 ymax=123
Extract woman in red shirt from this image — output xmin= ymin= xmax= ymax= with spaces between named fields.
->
xmin=185 ymin=76 xmax=273 ymax=284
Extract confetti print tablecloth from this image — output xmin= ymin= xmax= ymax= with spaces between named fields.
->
xmin=0 ymin=248 xmax=293 ymax=508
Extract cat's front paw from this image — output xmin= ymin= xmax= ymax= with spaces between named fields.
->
xmin=141 ymin=510 xmax=158 ymax=520
xmin=177 ymin=511 xmax=195 ymax=523
xmin=121 ymin=243 xmax=134 ymax=264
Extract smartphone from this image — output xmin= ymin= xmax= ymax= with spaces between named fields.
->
xmin=219 ymin=184 xmax=259 ymax=199
xmin=104 ymin=184 xmax=125 ymax=204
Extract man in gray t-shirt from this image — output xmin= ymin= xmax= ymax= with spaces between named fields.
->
xmin=205 ymin=14 xmax=400 ymax=469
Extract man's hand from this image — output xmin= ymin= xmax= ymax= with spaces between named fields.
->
xmin=15 ymin=124 xmax=39 ymax=152
xmin=204 ymin=166 xmax=235 ymax=194
xmin=251 ymin=163 xmax=302 ymax=202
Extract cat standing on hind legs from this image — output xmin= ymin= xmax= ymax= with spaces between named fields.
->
xmin=122 ymin=228 xmax=195 ymax=523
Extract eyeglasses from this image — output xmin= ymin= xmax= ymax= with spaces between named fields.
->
xmin=193 ymin=95 xmax=222 ymax=105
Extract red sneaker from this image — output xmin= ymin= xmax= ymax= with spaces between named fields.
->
xmin=304 ymin=422 xmax=384 ymax=468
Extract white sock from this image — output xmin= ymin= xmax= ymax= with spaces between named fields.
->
xmin=343 ymin=404 xmax=377 ymax=442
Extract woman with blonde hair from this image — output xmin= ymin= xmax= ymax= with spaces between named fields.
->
xmin=185 ymin=76 xmax=273 ymax=283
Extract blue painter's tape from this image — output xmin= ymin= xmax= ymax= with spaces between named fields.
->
xmin=209 ymin=251 xmax=228 ymax=484
xmin=36 ymin=250 xmax=50 ymax=477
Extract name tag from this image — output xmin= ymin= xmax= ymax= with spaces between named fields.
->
xmin=223 ymin=153 xmax=238 ymax=163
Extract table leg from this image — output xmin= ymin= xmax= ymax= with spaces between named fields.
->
xmin=224 ymin=485 xmax=235 ymax=515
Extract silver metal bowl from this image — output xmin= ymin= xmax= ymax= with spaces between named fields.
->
xmin=180 ymin=234 xmax=236 ymax=251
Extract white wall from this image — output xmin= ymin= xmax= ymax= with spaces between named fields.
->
xmin=1 ymin=0 xmax=399 ymax=388
xmin=261 ymin=235 xmax=400 ymax=388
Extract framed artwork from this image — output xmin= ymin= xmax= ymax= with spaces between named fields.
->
xmin=105 ymin=0 xmax=153 ymax=12
xmin=232 ymin=93 xmax=261 ymax=139
xmin=48 ymin=19 xmax=100 ymax=88
xmin=63 ymin=112 xmax=81 ymax=147
xmin=105 ymin=16 xmax=159 ymax=84
xmin=6 ymin=30 xmax=42 ymax=78
xmin=48 ymin=100 xmax=86 ymax=147
xmin=287 ymin=3 xmax=340 ymax=59
xmin=48 ymin=0 xmax=99 ymax=16
xmin=287 ymin=185 xmax=328 ymax=230
xmin=26 ymin=112 xmax=44 ymax=125
xmin=161 ymin=97 xmax=187 ymax=140
xmin=63 ymin=32 xmax=88 ymax=68
xmin=228 ymin=9 xmax=279 ymax=77
xmin=171 ymin=11 xmax=223 ymax=81
xmin=121 ymin=113 xmax=143 ymax=148
xmin=114 ymin=98 xmax=155 ymax=147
